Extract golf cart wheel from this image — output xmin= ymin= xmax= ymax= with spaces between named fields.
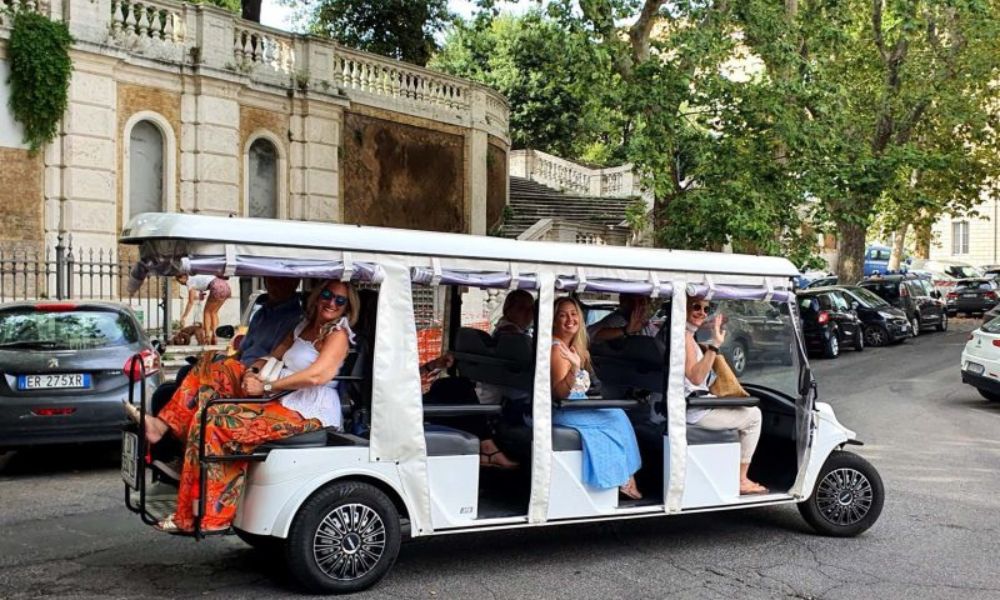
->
xmin=978 ymin=389 xmax=1000 ymax=402
xmin=799 ymin=451 xmax=884 ymax=537
xmin=729 ymin=340 xmax=748 ymax=376
xmin=863 ymin=325 xmax=888 ymax=347
xmin=823 ymin=329 xmax=840 ymax=359
xmin=910 ymin=316 xmax=920 ymax=337
xmin=285 ymin=481 xmax=401 ymax=594
xmin=937 ymin=313 xmax=948 ymax=332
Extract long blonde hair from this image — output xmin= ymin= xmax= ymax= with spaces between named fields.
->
xmin=553 ymin=296 xmax=591 ymax=371
xmin=305 ymin=280 xmax=360 ymax=341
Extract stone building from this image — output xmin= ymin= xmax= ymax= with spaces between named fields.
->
xmin=0 ymin=0 xmax=511 ymax=256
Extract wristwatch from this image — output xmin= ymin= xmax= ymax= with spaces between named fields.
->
xmin=706 ymin=344 xmax=720 ymax=354
xmin=263 ymin=382 xmax=273 ymax=394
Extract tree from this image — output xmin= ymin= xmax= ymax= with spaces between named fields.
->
xmin=431 ymin=11 xmax=624 ymax=161
xmin=296 ymin=0 xmax=453 ymax=66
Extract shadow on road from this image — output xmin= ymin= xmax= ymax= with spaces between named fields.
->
xmin=0 ymin=441 xmax=120 ymax=476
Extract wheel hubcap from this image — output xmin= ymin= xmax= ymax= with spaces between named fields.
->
xmin=816 ymin=467 xmax=874 ymax=526
xmin=866 ymin=328 xmax=884 ymax=346
xmin=732 ymin=346 xmax=746 ymax=372
xmin=911 ymin=318 xmax=919 ymax=337
xmin=313 ymin=503 xmax=386 ymax=581
xmin=830 ymin=336 xmax=838 ymax=354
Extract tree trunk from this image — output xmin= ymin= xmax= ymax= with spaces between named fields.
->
xmin=888 ymin=225 xmax=907 ymax=271
xmin=913 ymin=222 xmax=932 ymax=259
xmin=241 ymin=0 xmax=262 ymax=23
xmin=835 ymin=219 xmax=866 ymax=283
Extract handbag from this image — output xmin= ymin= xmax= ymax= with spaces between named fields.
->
xmin=259 ymin=356 xmax=284 ymax=383
xmin=708 ymin=351 xmax=749 ymax=398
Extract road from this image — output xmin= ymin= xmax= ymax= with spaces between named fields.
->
xmin=1 ymin=319 xmax=999 ymax=599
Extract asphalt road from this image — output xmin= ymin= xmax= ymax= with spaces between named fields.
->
xmin=1 ymin=318 xmax=999 ymax=599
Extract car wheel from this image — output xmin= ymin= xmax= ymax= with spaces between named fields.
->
xmin=729 ymin=340 xmax=748 ymax=376
xmin=823 ymin=329 xmax=840 ymax=359
xmin=854 ymin=329 xmax=864 ymax=352
xmin=910 ymin=315 xmax=920 ymax=337
xmin=864 ymin=325 xmax=888 ymax=347
xmin=798 ymin=450 xmax=884 ymax=537
xmin=285 ymin=480 xmax=401 ymax=594
xmin=978 ymin=389 xmax=1000 ymax=402
xmin=937 ymin=313 xmax=948 ymax=332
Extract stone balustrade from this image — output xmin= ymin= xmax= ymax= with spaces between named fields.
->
xmin=0 ymin=0 xmax=508 ymax=138
xmin=510 ymin=149 xmax=646 ymax=200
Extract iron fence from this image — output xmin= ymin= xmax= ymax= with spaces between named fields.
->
xmin=0 ymin=236 xmax=170 ymax=338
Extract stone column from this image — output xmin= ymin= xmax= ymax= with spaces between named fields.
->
xmin=289 ymin=96 xmax=342 ymax=222
xmin=182 ymin=80 xmax=240 ymax=215
xmin=46 ymin=55 xmax=118 ymax=251
xmin=63 ymin=0 xmax=113 ymax=46
xmin=466 ymin=89 xmax=489 ymax=236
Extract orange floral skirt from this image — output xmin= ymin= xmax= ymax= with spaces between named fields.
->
xmin=158 ymin=354 xmax=322 ymax=532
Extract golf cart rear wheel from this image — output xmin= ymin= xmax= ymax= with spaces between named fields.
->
xmin=285 ymin=481 xmax=401 ymax=594
xmin=799 ymin=451 xmax=884 ymax=537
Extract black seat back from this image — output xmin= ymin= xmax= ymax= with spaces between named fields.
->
xmin=453 ymin=327 xmax=535 ymax=390
xmin=591 ymin=336 xmax=667 ymax=394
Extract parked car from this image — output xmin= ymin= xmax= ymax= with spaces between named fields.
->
xmin=0 ymin=301 xmax=162 ymax=452
xmin=946 ymin=279 xmax=1000 ymax=317
xmin=961 ymin=316 xmax=1000 ymax=402
xmin=863 ymin=244 xmax=892 ymax=277
xmin=796 ymin=289 xmax=865 ymax=358
xmin=982 ymin=304 xmax=1000 ymax=324
xmin=833 ymin=286 xmax=911 ymax=346
xmin=858 ymin=274 xmax=948 ymax=335
xmin=805 ymin=276 xmax=839 ymax=289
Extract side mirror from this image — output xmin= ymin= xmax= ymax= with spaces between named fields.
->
xmin=150 ymin=339 xmax=165 ymax=355
xmin=931 ymin=290 xmax=941 ymax=299
xmin=216 ymin=325 xmax=235 ymax=339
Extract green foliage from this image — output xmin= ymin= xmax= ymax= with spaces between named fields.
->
xmin=7 ymin=11 xmax=74 ymax=154
xmin=431 ymin=11 xmax=626 ymax=163
xmin=295 ymin=0 xmax=453 ymax=66
xmin=191 ymin=0 xmax=241 ymax=13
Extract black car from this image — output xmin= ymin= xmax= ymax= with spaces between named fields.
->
xmin=0 ymin=302 xmax=162 ymax=452
xmin=804 ymin=276 xmax=838 ymax=289
xmin=947 ymin=279 xmax=1000 ymax=317
xmin=858 ymin=274 xmax=948 ymax=335
xmin=797 ymin=288 xmax=864 ymax=358
xmin=820 ymin=286 xmax=911 ymax=346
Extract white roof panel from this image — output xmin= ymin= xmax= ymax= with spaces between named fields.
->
xmin=121 ymin=213 xmax=799 ymax=279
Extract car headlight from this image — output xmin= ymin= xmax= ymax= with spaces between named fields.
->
xmin=878 ymin=311 xmax=897 ymax=319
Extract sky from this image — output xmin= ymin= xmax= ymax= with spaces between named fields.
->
xmin=259 ymin=0 xmax=530 ymax=32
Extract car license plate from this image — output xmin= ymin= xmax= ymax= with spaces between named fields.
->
xmin=965 ymin=362 xmax=985 ymax=375
xmin=122 ymin=431 xmax=140 ymax=489
xmin=964 ymin=293 xmax=977 ymax=298
xmin=17 ymin=373 xmax=90 ymax=390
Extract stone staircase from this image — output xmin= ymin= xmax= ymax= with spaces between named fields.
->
xmin=500 ymin=177 xmax=636 ymax=240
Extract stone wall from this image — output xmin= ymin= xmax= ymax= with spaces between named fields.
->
xmin=486 ymin=137 xmax=508 ymax=233
xmin=0 ymin=148 xmax=44 ymax=250
xmin=341 ymin=111 xmax=466 ymax=233
xmin=239 ymin=103 xmax=290 ymax=217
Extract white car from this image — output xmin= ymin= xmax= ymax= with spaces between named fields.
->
xmin=961 ymin=317 xmax=1000 ymax=402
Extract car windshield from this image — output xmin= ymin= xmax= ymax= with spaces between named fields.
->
xmin=983 ymin=317 xmax=1000 ymax=334
xmin=0 ymin=309 xmax=138 ymax=350
xmin=950 ymin=266 xmax=982 ymax=279
xmin=860 ymin=281 xmax=900 ymax=300
xmin=848 ymin=288 xmax=889 ymax=308
xmin=956 ymin=280 xmax=994 ymax=292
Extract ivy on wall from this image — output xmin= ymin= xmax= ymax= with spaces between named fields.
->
xmin=7 ymin=11 xmax=73 ymax=154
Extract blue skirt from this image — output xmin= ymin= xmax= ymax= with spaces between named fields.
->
xmin=553 ymin=408 xmax=642 ymax=489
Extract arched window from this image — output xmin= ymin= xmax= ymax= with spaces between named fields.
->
xmin=128 ymin=120 xmax=164 ymax=218
xmin=248 ymin=137 xmax=278 ymax=219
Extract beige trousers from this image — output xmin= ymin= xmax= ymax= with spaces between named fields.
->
xmin=696 ymin=406 xmax=762 ymax=463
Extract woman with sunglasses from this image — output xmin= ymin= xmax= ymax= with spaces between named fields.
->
xmin=685 ymin=296 xmax=767 ymax=495
xmin=135 ymin=279 xmax=360 ymax=532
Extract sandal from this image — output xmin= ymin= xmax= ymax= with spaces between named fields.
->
xmin=154 ymin=514 xmax=183 ymax=534
xmin=480 ymin=450 xmax=518 ymax=470
xmin=619 ymin=480 xmax=643 ymax=500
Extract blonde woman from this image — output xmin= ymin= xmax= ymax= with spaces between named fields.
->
xmin=550 ymin=297 xmax=642 ymax=499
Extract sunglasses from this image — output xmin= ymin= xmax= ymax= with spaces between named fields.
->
xmin=689 ymin=303 xmax=711 ymax=314
xmin=318 ymin=288 xmax=349 ymax=307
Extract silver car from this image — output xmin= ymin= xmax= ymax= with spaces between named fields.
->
xmin=0 ymin=301 xmax=162 ymax=450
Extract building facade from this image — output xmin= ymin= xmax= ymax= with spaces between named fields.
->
xmin=930 ymin=192 xmax=1000 ymax=267
xmin=0 ymin=0 xmax=511 ymax=256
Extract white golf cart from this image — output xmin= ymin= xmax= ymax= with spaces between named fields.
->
xmin=120 ymin=213 xmax=883 ymax=594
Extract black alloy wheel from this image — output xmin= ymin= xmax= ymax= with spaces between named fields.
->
xmin=864 ymin=325 xmax=889 ymax=347
xmin=285 ymin=481 xmax=402 ymax=594
xmin=799 ymin=451 xmax=884 ymax=537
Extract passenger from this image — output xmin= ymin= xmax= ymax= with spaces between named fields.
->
xmin=684 ymin=296 xmax=767 ymax=495
xmin=551 ymin=297 xmax=642 ymax=499
xmin=127 ymin=279 xmax=359 ymax=532
xmin=588 ymin=293 xmax=657 ymax=341
xmin=175 ymin=274 xmax=231 ymax=345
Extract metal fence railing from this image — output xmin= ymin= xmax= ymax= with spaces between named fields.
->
xmin=0 ymin=236 xmax=169 ymax=337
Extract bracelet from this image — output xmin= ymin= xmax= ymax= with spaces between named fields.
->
xmin=706 ymin=344 xmax=720 ymax=354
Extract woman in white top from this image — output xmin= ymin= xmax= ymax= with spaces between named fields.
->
xmin=175 ymin=273 xmax=232 ymax=345
xmin=684 ymin=296 xmax=766 ymax=495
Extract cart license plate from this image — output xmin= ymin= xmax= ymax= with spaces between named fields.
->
xmin=966 ymin=362 xmax=985 ymax=375
xmin=18 ymin=373 xmax=89 ymax=390
xmin=122 ymin=431 xmax=140 ymax=489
